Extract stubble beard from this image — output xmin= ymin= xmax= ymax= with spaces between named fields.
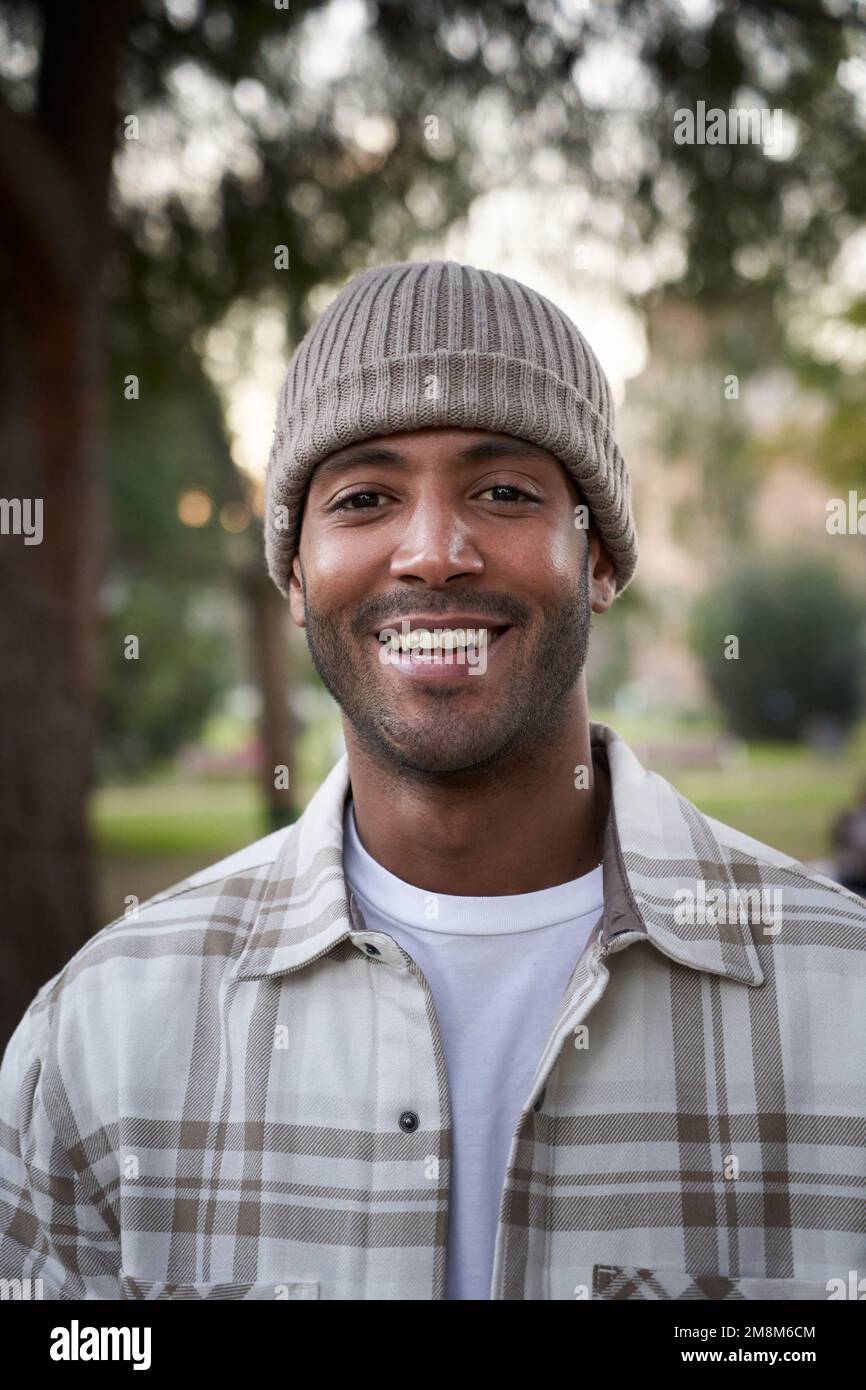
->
xmin=301 ymin=553 xmax=592 ymax=778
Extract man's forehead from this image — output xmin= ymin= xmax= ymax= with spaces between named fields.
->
xmin=311 ymin=430 xmax=565 ymax=482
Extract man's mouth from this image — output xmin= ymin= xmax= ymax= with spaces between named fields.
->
xmin=371 ymin=617 xmax=513 ymax=676
xmin=375 ymin=623 xmax=510 ymax=658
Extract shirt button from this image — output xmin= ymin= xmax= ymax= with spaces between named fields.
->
xmin=399 ymin=1110 xmax=419 ymax=1133
xmin=364 ymin=943 xmax=380 ymax=956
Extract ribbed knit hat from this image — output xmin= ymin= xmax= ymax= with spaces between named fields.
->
xmin=265 ymin=260 xmax=637 ymax=596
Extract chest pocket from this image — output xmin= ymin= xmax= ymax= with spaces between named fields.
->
xmin=593 ymin=1264 xmax=830 ymax=1300
xmin=120 ymin=1272 xmax=319 ymax=1300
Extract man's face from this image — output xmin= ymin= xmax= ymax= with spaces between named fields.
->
xmin=289 ymin=428 xmax=616 ymax=775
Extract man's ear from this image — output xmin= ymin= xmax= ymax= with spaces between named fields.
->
xmin=288 ymin=554 xmax=306 ymax=628
xmin=588 ymin=530 xmax=617 ymax=614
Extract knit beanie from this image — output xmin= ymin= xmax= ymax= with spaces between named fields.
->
xmin=265 ymin=260 xmax=638 ymax=596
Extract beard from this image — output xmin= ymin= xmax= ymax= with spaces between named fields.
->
xmin=301 ymin=547 xmax=592 ymax=779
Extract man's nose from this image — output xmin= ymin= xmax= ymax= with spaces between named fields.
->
xmin=388 ymin=497 xmax=484 ymax=587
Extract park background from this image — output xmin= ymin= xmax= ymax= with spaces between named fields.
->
xmin=1 ymin=0 xmax=865 ymax=1047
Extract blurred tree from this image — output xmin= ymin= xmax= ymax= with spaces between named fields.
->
xmin=779 ymin=329 xmax=866 ymax=495
xmin=688 ymin=551 xmax=866 ymax=741
xmin=99 ymin=578 xmax=235 ymax=778
xmin=100 ymin=332 xmax=245 ymax=778
xmin=0 ymin=0 xmax=132 ymax=1043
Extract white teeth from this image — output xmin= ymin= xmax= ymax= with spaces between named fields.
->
xmin=377 ymin=626 xmax=498 ymax=655
xmin=412 ymin=628 xmax=475 ymax=653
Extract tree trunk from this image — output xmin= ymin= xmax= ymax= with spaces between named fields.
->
xmin=0 ymin=1 xmax=129 ymax=1049
xmin=242 ymin=571 xmax=299 ymax=830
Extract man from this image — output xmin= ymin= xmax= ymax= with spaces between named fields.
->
xmin=1 ymin=260 xmax=864 ymax=1301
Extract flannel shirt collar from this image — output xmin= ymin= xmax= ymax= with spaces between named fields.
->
xmin=231 ymin=720 xmax=763 ymax=988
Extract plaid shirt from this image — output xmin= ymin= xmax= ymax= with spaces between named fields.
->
xmin=1 ymin=720 xmax=865 ymax=1301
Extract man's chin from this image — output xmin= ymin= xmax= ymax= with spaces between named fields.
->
xmin=358 ymin=715 xmax=523 ymax=777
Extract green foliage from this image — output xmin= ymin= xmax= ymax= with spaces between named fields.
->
xmin=83 ymin=0 xmax=863 ymax=355
xmin=106 ymin=368 xmax=245 ymax=569
xmin=97 ymin=578 xmax=237 ymax=780
xmin=96 ymin=347 xmax=250 ymax=779
xmin=688 ymin=552 xmax=866 ymax=742
xmin=781 ymin=342 xmax=866 ymax=492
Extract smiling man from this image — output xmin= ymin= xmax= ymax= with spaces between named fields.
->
xmin=1 ymin=260 xmax=865 ymax=1302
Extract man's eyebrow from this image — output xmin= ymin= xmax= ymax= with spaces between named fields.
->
xmin=454 ymin=438 xmax=555 ymax=464
xmin=311 ymin=445 xmax=406 ymax=482
xmin=311 ymin=436 xmax=555 ymax=484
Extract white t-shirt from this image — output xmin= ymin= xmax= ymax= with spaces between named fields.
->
xmin=342 ymin=796 xmax=605 ymax=1300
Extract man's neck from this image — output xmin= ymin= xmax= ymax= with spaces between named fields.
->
xmin=343 ymin=708 xmax=609 ymax=898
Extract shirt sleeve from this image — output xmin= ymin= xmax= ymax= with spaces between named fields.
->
xmin=0 ymin=999 xmax=120 ymax=1299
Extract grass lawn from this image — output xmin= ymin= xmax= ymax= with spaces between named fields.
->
xmin=673 ymin=760 xmax=854 ymax=862
xmin=91 ymin=782 xmax=265 ymax=922
xmin=592 ymin=708 xmax=865 ymax=863
xmin=92 ymin=780 xmax=264 ymax=858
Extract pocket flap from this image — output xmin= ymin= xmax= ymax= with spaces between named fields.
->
xmin=120 ymin=1272 xmax=319 ymax=1300
xmin=593 ymin=1264 xmax=830 ymax=1300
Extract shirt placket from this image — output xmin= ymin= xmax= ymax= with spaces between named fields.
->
xmin=348 ymin=895 xmax=452 ymax=1300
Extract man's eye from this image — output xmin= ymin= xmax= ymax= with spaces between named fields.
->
xmin=330 ymin=489 xmax=387 ymax=512
xmin=478 ymin=485 xmax=538 ymax=504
